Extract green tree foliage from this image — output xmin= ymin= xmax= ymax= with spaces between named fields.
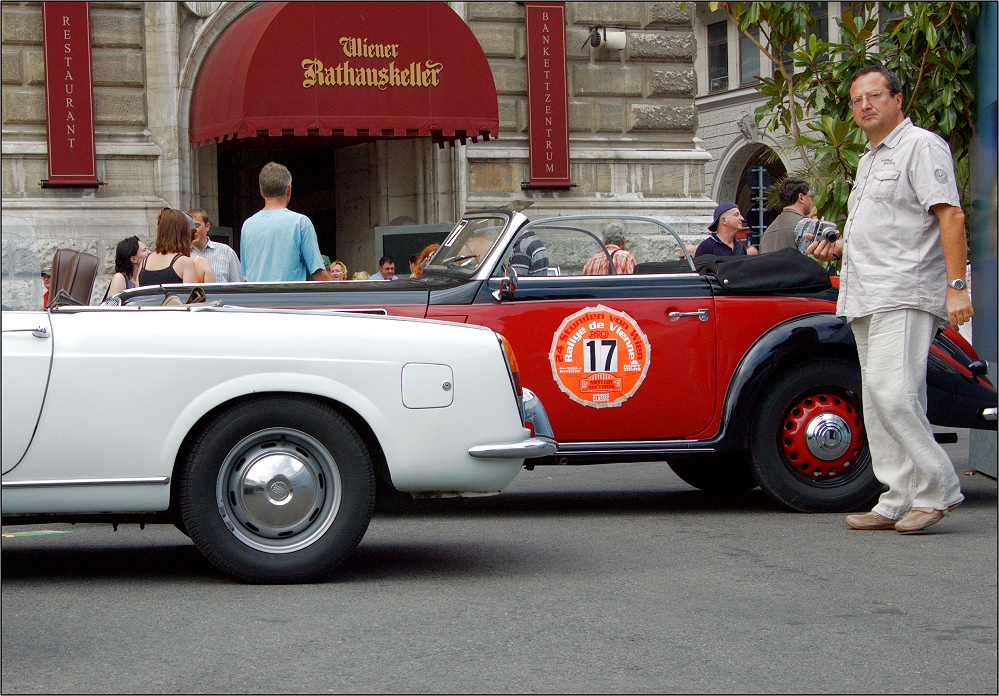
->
xmin=714 ymin=2 xmax=978 ymax=227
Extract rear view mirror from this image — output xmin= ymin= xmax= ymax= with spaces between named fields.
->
xmin=492 ymin=265 xmax=519 ymax=301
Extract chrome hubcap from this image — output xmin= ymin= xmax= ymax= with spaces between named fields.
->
xmin=804 ymin=413 xmax=852 ymax=461
xmin=217 ymin=428 xmax=341 ymax=554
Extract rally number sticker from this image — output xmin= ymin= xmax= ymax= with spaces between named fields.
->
xmin=549 ymin=306 xmax=651 ymax=408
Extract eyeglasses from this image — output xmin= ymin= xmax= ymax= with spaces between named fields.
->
xmin=849 ymin=90 xmax=892 ymax=108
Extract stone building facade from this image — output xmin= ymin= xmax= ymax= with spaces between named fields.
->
xmin=2 ymin=1 xmax=713 ymax=301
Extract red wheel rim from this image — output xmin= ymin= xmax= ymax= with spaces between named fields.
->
xmin=780 ymin=392 xmax=864 ymax=480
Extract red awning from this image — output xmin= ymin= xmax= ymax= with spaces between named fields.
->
xmin=190 ymin=2 xmax=499 ymax=147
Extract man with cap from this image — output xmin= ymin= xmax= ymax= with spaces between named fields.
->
xmin=582 ymin=222 xmax=637 ymax=275
xmin=695 ymin=202 xmax=758 ymax=258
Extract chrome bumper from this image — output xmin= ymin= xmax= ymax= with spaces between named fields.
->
xmin=468 ymin=388 xmax=557 ymax=459
xmin=984 ymin=407 xmax=997 ymax=422
xmin=468 ymin=437 xmax=557 ymax=459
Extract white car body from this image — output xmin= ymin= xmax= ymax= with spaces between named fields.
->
xmin=1 ymin=305 xmax=555 ymax=582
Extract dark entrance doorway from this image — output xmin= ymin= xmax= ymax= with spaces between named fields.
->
xmin=217 ymin=138 xmax=341 ymax=261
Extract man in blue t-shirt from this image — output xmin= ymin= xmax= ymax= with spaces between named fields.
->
xmin=240 ymin=162 xmax=331 ymax=282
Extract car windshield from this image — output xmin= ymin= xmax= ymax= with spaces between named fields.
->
xmin=424 ymin=216 xmax=508 ymax=275
xmin=2 ymin=216 xmax=44 ymax=311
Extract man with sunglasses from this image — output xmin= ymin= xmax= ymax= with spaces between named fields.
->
xmin=810 ymin=65 xmax=973 ymax=534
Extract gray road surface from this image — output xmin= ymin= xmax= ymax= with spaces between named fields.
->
xmin=2 ymin=431 xmax=996 ymax=694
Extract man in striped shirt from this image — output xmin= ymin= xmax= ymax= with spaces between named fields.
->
xmin=582 ymin=222 xmax=636 ymax=276
xmin=189 ymin=209 xmax=244 ymax=283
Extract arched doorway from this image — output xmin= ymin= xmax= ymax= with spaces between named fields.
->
xmin=714 ymin=143 xmax=787 ymax=247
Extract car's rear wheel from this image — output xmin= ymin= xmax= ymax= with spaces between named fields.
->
xmin=749 ymin=360 xmax=881 ymax=512
xmin=179 ymin=395 xmax=375 ymax=583
xmin=668 ymin=453 xmax=758 ymax=493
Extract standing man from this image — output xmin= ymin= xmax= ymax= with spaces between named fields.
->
xmin=370 ymin=256 xmax=397 ymax=280
xmin=188 ymin=209 xmax=244 ymax=283
xmin=240 ymin=162 xmax=331 ymax=282
xmin=810 ymin=65 xmax=972 ymax=533
xmin=759 ymin=177 xmax=813 ymax=253
xmin=694 ymin=202 xmax=758 ymax=257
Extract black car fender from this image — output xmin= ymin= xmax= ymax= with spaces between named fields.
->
xmin=716 ymin=313 xmax=859 ymax=451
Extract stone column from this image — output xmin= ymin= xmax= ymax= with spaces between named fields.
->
xmin=143 ymin=2 xmax=182 ymax=208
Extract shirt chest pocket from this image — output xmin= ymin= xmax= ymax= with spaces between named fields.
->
xmin=870 ymin=169 xmax=900 ymax=202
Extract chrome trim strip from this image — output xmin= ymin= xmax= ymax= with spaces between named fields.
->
xmin=983 ymin=407 xmax=997 ymax=422
xmin=2 ymin=476 xmax=170 ymax=489
xmin=469 ymin=437 xmax=557 ymax=459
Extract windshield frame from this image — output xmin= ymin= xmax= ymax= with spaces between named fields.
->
xmin=421 ymin=211 xmax=521 ymax=281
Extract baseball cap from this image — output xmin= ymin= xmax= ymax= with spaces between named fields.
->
xmin=708 ymin=202 xmax=738 ymax=232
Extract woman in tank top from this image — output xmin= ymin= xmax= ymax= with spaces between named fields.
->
xmin=138 ymin=208 xmax=199 ymax=286
xmin=103 ymin=235 xmax=150 ymax=300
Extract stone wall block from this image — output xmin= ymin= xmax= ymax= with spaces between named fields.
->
xmin=628 ymin=102 xmax=696 ymax=132
xmin=2 ymin=8 xmax=43 ymax=45
xmin=647 ymin=67 xmax=694 ymax=97
xmin=24 ymin=50 xmax=45 ymax=86
xmin=466 ymin=3 xmax=524 ymax=21
xmin=469 ymin=161 xmax=523 ymax=193
xmin=92 ymin=49 xmax=144 ymax=86
xmin=517 ymin=98 xmax=529 ymax=132
xmin=570 ymin=162 xmax=595 ymax=193
xmin=2 ymin=157 xmax=48 ymax=196
xmin=93 ymin=89 xmax=146 ymax=126
xmin=101 ymin=159 xmax=157 ymax=196
xmin=90 ymin=10 xmax=143 ymax=48
xmin=648 ymin=2 xmax=694 ymax=27
xmin=648 ymin=164 xmax=686 ymax=195
xmin=471 ymin=24 xmax=518 ymax=58
xmin=489 ymin=62 xmax=527 ymax=95
xmin=2 ymin=49 xmax=22 ymax=85
xmin=2 ymin=87 xmax=46 ymax=124
xmin=497 ymin=96 xmax=519 ymax=132
xmin=595 ymin=100 xmax=625 ymax=133
xmin=573 ymin=64 xmax=642 ymax=97
xmin=569 ymin=3 xmax=642 ymax=27
xmin=629 ymin=31 xmax=693 ymax=61
xmin=568 ymin=100 xmax=593 ymax=132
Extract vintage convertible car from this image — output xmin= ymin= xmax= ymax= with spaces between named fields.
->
xmin=112 ymin=211 xmax=998 ymax=513
xmin=1 ymin=297 xmax=555 ymax=583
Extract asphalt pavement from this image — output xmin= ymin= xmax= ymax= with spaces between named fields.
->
xmin=2 ymin=429 xmax=996 ymax=694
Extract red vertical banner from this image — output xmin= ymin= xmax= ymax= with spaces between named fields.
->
xmin=42 ymin=2 xmax=98 ymax=187
xmin=525 ymin=2 xmax=570 ymax=188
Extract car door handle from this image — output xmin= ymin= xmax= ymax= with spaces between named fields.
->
xmin=668 ymin=309 xmax=709 ymax=322
xmin=2 ymin=326 xmax=49 ymax=338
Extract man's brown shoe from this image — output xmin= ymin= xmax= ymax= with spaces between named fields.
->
xmin=845 ymin=511 xmax=897 ymax=530
xmin=895 ymin=505 xmax=957 ymax=533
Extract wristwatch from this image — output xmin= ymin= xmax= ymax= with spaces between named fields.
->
xmin=948 ymin=278 xmax=968 ymax=290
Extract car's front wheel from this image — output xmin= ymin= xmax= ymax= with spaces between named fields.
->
xmin=749 ymin=360 xmax=882 ymax=513
xmin=179 ymin=395 xmax=375 ymax=583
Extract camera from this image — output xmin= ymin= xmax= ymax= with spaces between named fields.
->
xmin=794 ymin=219 xmax=838 ymax=254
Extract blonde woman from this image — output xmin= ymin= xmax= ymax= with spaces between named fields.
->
xmin=329 ymin=260 xmax=348 ymax=280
